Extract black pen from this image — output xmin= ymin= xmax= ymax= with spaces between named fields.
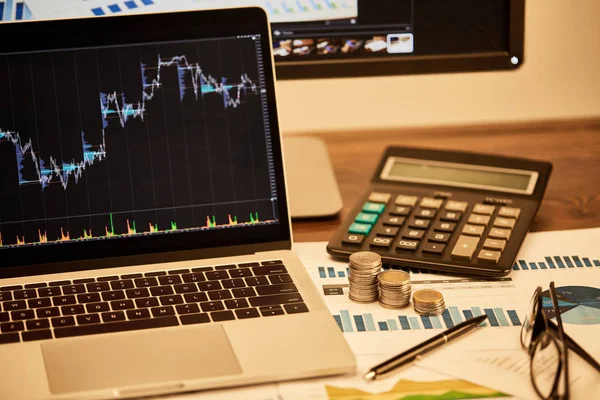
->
xmin=364 ymin=314 xmax=488 ymax=381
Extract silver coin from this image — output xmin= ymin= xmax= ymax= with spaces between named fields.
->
xmin=378 ymin=270 xmax=410 ymax=286
xmin=349 ymin=252 xmax=382 ymax=269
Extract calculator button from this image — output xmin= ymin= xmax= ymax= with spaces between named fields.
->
xmin=493 ymin=217 xmax=516 ymax=230
xmin=433 ymin=222 xmax=456 ymax=233
xmin=420 ymin=198 xmax=443 ymax=209
xmin=428 ymin=232 xmax=451 ymax=243
xmin=414 ymin=208 xmax=437 ymax=219
xmin=462 ymin=224 xmax=485 ymax=237
xmin=363 ymin=202 xmax=386 ymax=214
xmin=451 ymin=236 xmax=480 ymax=260
xmin=377 ymin=227 xmax=399 ymax=237
xmin=489 ymin=228 xmax=511 ymax=240
xmin=409 ymin=219 xmax=430 ymax=229
xmin=342 ymin=234 xmax=365 ymax=246
xmin=370 ymin=237 xmax=393 ymax=249
xmin=403 ymin=229 xmax=425 ymax=240
xmin=445 ymin=201 xmax=468 ymax=212
xmin=440 ymin=211 xmax=462 ymax=222
xmin=473 ymin=204 xmax=495 ymax=215
xmin=395 ymin=195 xmax=418 ymax=206
xmin=478 ymin=250 xmax=502 ymax=264
xmin=423 ymin=242 xmax=446 ymax=255
xmin=396 ymin=240 xmax=420 ymax=252
xmin=355 ymin=212 xmax=379 ymax=224
xmin=483 ymin=238 xmax=506 ymax=251
xmin=349 ymin=223 xmax=372 ymax=235
xmin=498 ymin=207 xmax=521 ymax=219
xmin=389 ymin=206 xmax=412 ymax=216
xmin=383 ymin=216 xmax=406 ymax=227
xmin=368 ymin=192 xmax=392 ymax=204
xmin=468 ymin=214 xmax=491 ymax=226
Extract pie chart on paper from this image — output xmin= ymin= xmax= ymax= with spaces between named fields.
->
xmin=541 ymin=286 xmax=600 ymax=325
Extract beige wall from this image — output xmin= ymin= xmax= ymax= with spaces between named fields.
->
xmin=276 ymin=0 xmax=600 ymax=133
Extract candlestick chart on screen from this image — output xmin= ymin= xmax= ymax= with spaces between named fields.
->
xmin=0 ymin=36 xmax=279 ymax=249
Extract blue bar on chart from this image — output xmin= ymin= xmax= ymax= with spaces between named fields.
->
xmin=420 ymin=315 xmax=433 ymax=329
xmin=563 ymin=257 xmax=574 ymax=268
xmin=378 ymin=322 xmax=389 ymax=331
xmin=327 ymin=267 xmax=336 ymax=278
xmin=340 ymin=310 xmax=353 ymax=332
xmin=484 ymin=309 xmax=500 ymax=327
xmin=529 ymin=262 xmax=538 ymax=270
xmin=539 ymin=262 xmax=548 ymax=269
xmin=333 ymin=315 xmax=343 ymax=332
xmin=463 ymin=309 xmax=474 ymax=320
xmin=431 ymin=315 xmax=443 ymax=329
xmin=512 ymin=263 xmax=519 ymax=271
xmin=388 ymin=319 xmax=399 ymax=331
xmin=471 ymin=307 xmax=488 ymax=326
xmin=507 ymin=310 xmax=522 ymax=326
xmin=0 ymin=3 xmax=4 ymax=20
xmin=554 ymin=256 xmax=565 ymax=269
xmin=399 ymin=316 xmax=411 ymax=330
xmin=595 ymin=260 xmax=600 ymax=267
xmin=364 ymin=314 xmax=376 ymax=331
xmin=518 ymin=260 xmax=529 ymax=270
xmin=353 ymin=315 xmax=366 ymax=332
xmin=408 ymin=316 xmax=421 ymax=330
xmin=337 ymin=271 xmax=345 ymax=278
xmin=573 ymin=256 xmax=584 ymax=268
xmin=583 ymin=257 xmax=592 ymax=267
xmin=442 ymin=309 xmax=454 ymax=328
xmin=494 ymin=308 xmax=509 ymax=326
xmin=2 ymin=0 xmax=13 ymax=21
xmin=449 ymin=307 xmax=464 ymax=324
xmin=545 ymin=257 xmax=557 ymax=269
xmin=124 ymin=1 xmax=138 ymax=9
xmin=318 ymin=267 xmax=326 ymax=278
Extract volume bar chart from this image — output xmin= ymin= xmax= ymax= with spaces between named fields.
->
xmin=512 ymin=255 xmax=600 ymax=270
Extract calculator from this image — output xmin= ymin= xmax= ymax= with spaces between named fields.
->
xmin=326 ymin=147 xmax=553 ymax=277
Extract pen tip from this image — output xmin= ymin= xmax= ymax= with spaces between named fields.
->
xmin=364 ymin=371 xmax=377 ymax=381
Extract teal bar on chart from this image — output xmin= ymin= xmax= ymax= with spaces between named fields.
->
xmin=449 ymin=306 xmax=463 ymax=324
xmin=388 ymin=319 xmax=399 ymax=330
xmin=333 ymin=315 xmax=343 ymax=331
xmin=471 ymin=307 xmax=488 ymax=326
xmin=378 ymin=321 xmax=389 ymax=331
xmin=431 ymin=316 xmax=443 ymax=329
xmin=364 ymin=313 xmax=376 ymax=331
xmin=494 ymin=308 xmax=509 ymax=326
xmin=318 ymin=267 xmax=326 ymax=278
xmin=340 ymin=310 xmax=354 ymax=332
xmin=408 ymin=316 xmax=421 ymax=330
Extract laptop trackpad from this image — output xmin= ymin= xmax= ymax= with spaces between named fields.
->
xmin=41 ymin=324 xmax=242 ymax=394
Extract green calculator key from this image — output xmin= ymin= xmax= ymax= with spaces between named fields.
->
xmin=349 ymin=222 xmax=372 ymax=235
xmin=355 ymin=212 xmax=379 ymax=224
xmin=362 ymin=202 xmax=386 ymax=214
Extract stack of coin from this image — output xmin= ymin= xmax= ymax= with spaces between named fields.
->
xmin=378 ymin=270 xmax=412 ymax=309
xmin=413 ymin=289 xmax=446 ymax=316
xmin=348 ymin=252 xmax=382 ymax=303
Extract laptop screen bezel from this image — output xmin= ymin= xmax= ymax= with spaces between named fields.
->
xmin=0 ymin=8 xmax=293 ymax=278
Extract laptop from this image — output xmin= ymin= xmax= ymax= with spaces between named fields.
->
xmin=0 ymin=8 xmax=355 ymax=399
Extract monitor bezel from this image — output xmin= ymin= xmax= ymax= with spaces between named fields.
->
xmin=0 ymin=7 xmax=293 ymax=278
xmin=275 ymin=0 xmax=526 ymax=80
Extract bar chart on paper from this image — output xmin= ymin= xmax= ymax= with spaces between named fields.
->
xmin=0 ymin=1 xmax=33 ymax=21
xmin=512 ymin=255 xmax=600 ymax=270
xmin=22 ymin=0 xmax=160 ymax=19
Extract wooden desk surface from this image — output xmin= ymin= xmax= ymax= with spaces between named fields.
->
xmin=291 ymin=119 xmax=600 ymax=242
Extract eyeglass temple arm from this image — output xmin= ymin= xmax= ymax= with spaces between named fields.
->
xmin=548 ymin=320 xmax=600 ymax=373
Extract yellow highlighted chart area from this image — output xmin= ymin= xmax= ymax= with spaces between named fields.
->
xmin=326 ymin=379 xmax=507 ymax=400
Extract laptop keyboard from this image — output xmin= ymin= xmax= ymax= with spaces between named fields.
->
xmin=0 ymin=260 xmax=309 ymax=345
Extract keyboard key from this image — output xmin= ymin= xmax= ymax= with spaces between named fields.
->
xmin=0 ymin=285 xmax=22 ymax=291
xmin=0 ymin=312 xmax=9 ymax=322
xmin=493 ymin=217 xmax=516 ymax=229
xmin=134 ymin=278 xmax=158 ymax=288
xmin=51 ymin=316 xmax=76 ymax=328
xmin=221 ymin=279 xmax=246 ymax=289
xmin=433 ymin=222 xmax=456 ymax=232
xmin=402 ymin=230 xmax=425 ymax=240
xmin=175 ymin=304 xmax=201 ymax=315
xmin=423 ymin=242 xmax=446 ymax=255
xmin=369 ymin=237 xmax=393 ymax=249
xmin=191 ymin=267 xmax=213 ymax=273
xmin=1 ymin=321 xmax=25 ymax=332
xmin=110 ymin=280 xmax=134 ymax=290
xmin=389 ymin=206 xmax=412 ymax=216
xmin=102 ymin=311 xmax=126 ymax=323
xmin=261 ymin=260 xmax=283 ymax=266
xmin=355 ymin=212 xmax=378 ymax=224
xmin=261 ymin=308 xmax=285 ymax=317
xmin=26 ymin=319 xmax=50 ymax=330
xmin=478 ymin=250 xmax=502 ymax=264
xmin=268 ymin=274 xmax=293 ymax=285
xmin=215 ymin=265 xmax=237 ymax=270
xmin=249 ymin=293 xmax=304 ymax=307
xmin=13 ymin=289 xmax=37 ymax=300
xmin=224 ymin=299 xmax=250 ymax=309
xmin=125 ymin=288 xmax=150 ymax=299
xmin=468 ymin=214 xmax=491 ymax=226
xmin=252 ymin=265 xmax=288 ymax=275
xmin=395 ymin=195 xmax=418 ymax=206
xmin=73 ymin=278 xmax=96 ymax=284
xmin=483 ymin=238 xmax=507 ymax=251
xmin=160 ymin=295 xmax=184 ymax=305
xmin=25 ymin=283 xmax=47 ymax=289
xmin=62 ymin=284 xmax=87 ymax=294
xmin=414 ymin=207 xmax=437 ymax=219
xmin=451 ymin=235 xmax=480 ymax=260
xmin=150 ymin=286 xmax=174 ymax=297
xmin=408 ymin=219 xmax=430 ymax=229
xmin=363 ymin=202 xmax=386 ymax=214
xmin=211 ymin=311 xmax=235 ymax=322
xmin=228 ymin=268 xmax=253 ymax=278
xmin=50 ymin=280 xmax=73 ymax=286
xmin=53 ymin=295 xmax=76 ymax=306
xmin=158 ymin=275 xmax=182 ymax=286
xmin=256 ymin=284 xmax=298 ymax=296
xmin=208 ymin=290 xmax=232 ymax=301
xmin=489 ymin=228 xmax=511 ymax=240
xmin=245 ymin=276 xmax=270 ymax=287
xmin=183 ymin=292 xmax=209 ymax=303
xmin=342 ymin=233 xmax=365 ymax=246
xmin=120 ymin=274 xmax=142 ymax=280
xmin=38 ymin=287 xmax=62 ymax=297
xmin=396 ymin=239 xmax=420 ymax=252
xmin=11 ymin=310 xmax=35 ymax=320
xmin=498 ymin=207 xmax=521 ymax=219
xmin=86 ymin=282 xmax=110 ymax=293
xmin=382 ymin=216 xmax=405 ymax=227
xmin=61 ymin=305 xmax=85 ymax=315
xmin=28 ymin=298 xmax=52 ymax=308
xmin=134 ymin=297 xmax=159 ymax=308
xmin=368 ymin=192 xmax=392 ymax=203
xmin=428 ymin=232 xmax=451 ymax=243
xmin=420 ymin=197 xmax=443 ymax=209
xmin=168 ymin=269 xmax=190 ymax=275
xmin=284 ymin=303 xmax=309 ymax=314
xmin=22 ymin=330 xmax=53 ymax=342
xmin=180 ymin=313 xmax=211 ymax=325
xmin=200 ymin=301 xmax=225 ymax=312
xmin=126 ymin=309 xmax=151 ymax=320
xmin=231 ymin=288 xmax=256 ymax=298
xmin=3 ymin=300 xmax=27 ymax=311
xmin=377 ymin=226 xmax=399 ymax=237
xmin=348 ymin=222 xmax=372 ymax=235
xmin=174 ymin=283 xmax=198 ymax=294
xmin=235 ymin=308 xmax=260 ymax=319
xmin=111 ymin=300 xmax=135 ymax=310
xmin=462 ymin=224 xmax=484 ymax=237
xmin=145 ymin=271 xmax=167 ymax=277
xmin=54 ymin=317 xmax=179 ymax=339
xmin=182 ymin=273 xmax=206 ymax=283
xmin=259 ymin=306 xmax=283 ymax=313
xmin=445 ymin=201 xmax=468 ymax=212
xmin=473 ymin=204 xmax=495 ymax=215
xmin=77 ymin=293 xmax=102 ymax=303
xmin=205 ymin=271 xmax=230 ymax=281
xmin=440 ymin=211 xmax=462 ymax=222
xmin=37 ymin=307 xmax=60 ymax=318
xmin=102 ymin=291 xmax=126 ymax=301
xmin=239 ymin=262 xmax=259 ymax=268
xmin=0 ymin=292 xmax=12 ymax=302
xmin=197 ymin=281 xmax=222 ymax=291
xmin=96 ymin=276 xmax=119 ymax=282
xmin=0 ymin=333 xmax=20 ymax=344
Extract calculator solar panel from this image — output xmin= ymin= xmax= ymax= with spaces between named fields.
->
xmin=327 ymin=147 xmax=552 ymax=277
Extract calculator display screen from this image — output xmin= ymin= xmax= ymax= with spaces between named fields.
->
xmin=382 ymin=158 xmax=538 ymax=195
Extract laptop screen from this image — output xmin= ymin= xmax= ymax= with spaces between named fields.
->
xmin=0 ymin=8 xmax=291 ymax=274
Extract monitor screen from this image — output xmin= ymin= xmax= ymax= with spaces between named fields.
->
xmin=2 ymin=1 xmax=525 ymax=79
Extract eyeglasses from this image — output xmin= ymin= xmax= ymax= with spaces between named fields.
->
xmin=521 ymin=282 xmax=600 ymax=399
